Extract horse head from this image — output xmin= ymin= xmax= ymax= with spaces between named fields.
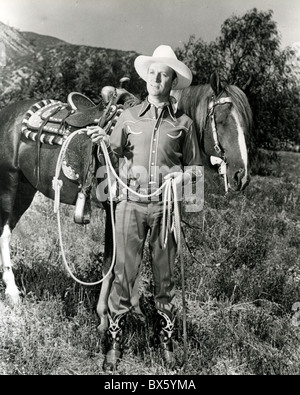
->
xmin=171 ymin=72 xmax=252 ymax=194
xmin=204 ymin=72 xmax=252 ymax=193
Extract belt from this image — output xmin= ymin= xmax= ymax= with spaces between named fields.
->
xmin=119 ymin=182 xmax=163 ymax=203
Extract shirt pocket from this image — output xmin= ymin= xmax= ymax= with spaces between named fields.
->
xmin=167 ymin=130 xmax=182 ymax=139
xmin=126 ymin=123 xmax=142 ymax=135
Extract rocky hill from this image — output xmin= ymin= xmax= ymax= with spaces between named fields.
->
xmin=0 ymin=21 xmax=35 ymax=61
xmin=21 ymin=31 xmax=67 ymax=49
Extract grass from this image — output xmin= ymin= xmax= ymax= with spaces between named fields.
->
xmin=0 ymin=150 xmax=300 ymax=375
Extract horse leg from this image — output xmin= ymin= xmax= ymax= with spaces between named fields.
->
xmin=96 ymin=205 xmax=114 ymax=334
xmin=97 ymin=268 xmax=113 ymax=334
xmin=0 ymin=175 xmax=36 ymax=305
xmin=0 ymin=224 xmax=20 ymax=304
xmin=96 ymin=204 xmax=142 ymax=333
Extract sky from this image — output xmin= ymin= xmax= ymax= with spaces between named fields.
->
xmin=0 ymin=0 xmax=299 ymax=54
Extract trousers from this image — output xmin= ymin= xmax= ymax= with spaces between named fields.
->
xmin=107 ymin=200 xmax=177 ymax=320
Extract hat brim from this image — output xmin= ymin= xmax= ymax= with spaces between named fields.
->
xmin=134 ymin=55 xmax=192 ymax=90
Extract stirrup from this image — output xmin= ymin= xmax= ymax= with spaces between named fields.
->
xmin=74 ymin=192 xmax=91 ymax=224
xmin=103 ymin=313 xmax=126 ymax=372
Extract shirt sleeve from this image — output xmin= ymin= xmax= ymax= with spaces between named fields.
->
xmin=182 ymin=121 xmax=203 ymax=182
xmin=109 ymin=110 xmax=128 ymax=158
xmin=97 ymin=110 xmax=128 ymax=172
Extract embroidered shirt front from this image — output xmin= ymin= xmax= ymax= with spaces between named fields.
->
xmin=109 ymin=97 xmax=202 ymax=189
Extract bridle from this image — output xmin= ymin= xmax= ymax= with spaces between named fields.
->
xmin=206 ymin=94 xmax=233 ymax=194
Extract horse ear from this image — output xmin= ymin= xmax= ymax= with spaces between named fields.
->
xmin=210 ymin=71 xmax=223 ymax=96
xmin=242 ymin=75 xmax=253 ymax=96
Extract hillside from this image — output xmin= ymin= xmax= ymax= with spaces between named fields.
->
xmin=21 ymin=31 xmax=68 ymax=49
xmin=0 ymin=22 xmax=142 ymax=104
xmin=0 ymin=21 xmax=35 ymax=61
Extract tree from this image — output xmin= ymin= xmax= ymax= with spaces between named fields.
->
xmin=218 ymin=8 xmax=280 ymax=88
xmin=177 ymin=8 xmax=300 ymax=151
xmin=176 ymin=35 xmax=222 ymax=85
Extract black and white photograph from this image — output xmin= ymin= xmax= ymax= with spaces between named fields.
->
xmin=0 ymin=0 xmax=299 ymax=378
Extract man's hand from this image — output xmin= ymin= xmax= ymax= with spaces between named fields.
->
xmin=164 ymin=171 xmax=192 ymax=187
xmin=86 ymin=126 xmax=110 ymax=147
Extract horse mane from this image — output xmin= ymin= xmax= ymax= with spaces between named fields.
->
xmin=174 ymin=85 xmax=212 ymax=140
xmin=225 ymin=85 xmax=253 ymax=144
xmin=174 ymin=83 xmax=253 ymax=145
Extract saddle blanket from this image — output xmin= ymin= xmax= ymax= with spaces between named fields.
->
xmin=21 ymin=98 xmax=123 ymax=146
xmin=21 ymin=99 xmax=70 ymax=145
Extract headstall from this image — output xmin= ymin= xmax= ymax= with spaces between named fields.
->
xmin=207 ymin=96 xmax=233 ymax=194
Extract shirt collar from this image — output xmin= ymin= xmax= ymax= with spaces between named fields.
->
xmin=138 ymin=96 xmax=178 ymax=121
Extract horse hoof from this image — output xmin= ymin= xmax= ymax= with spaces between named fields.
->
xmin=3 ymin=269 xmax=21 ymax=306
xmin=5 ymin=289 xmax=21 ymax=307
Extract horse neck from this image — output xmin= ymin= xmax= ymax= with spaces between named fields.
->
xmin=174 ymin=84 xmax=212 ymax=132
xmin=174 ymin=85 xmax=216 ymax=160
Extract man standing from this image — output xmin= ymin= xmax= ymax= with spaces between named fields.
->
xmin=88 ymin=45 xmax=202 ymax=371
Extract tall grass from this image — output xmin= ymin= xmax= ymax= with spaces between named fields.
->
xmin=0 ymin=151 xmax=299 ymax=375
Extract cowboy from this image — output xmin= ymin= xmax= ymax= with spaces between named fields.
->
xmin=87 ymin=45 xmax=202 ymax=371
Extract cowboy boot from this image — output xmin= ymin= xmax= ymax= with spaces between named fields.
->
xmin=103 ymin=313 xmax=126 ymax=372
xmin=156 ymin=310 xmax=176 ymax=369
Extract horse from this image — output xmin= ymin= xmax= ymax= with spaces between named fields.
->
xmin=0 ymin=71 xmax=252 ymax=333
xmin=172 ymin=71 xmax=253 ymax=194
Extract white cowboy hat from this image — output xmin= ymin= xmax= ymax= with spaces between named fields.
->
xmin=134 ymin=45 xmax=192 ymax=90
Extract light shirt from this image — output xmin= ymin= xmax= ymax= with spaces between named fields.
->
xmin=108 ymin=97 xmax=202 ymax=193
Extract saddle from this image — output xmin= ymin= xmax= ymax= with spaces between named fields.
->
xmin=22 ymin=92 xmax=122 ymax=147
